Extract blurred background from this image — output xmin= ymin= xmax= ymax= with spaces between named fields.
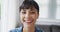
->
xmin=0 ymin=0 xmax=60 ymax=32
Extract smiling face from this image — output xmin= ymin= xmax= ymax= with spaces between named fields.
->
xmin=20 ymin=7 xmax=39 ymax=27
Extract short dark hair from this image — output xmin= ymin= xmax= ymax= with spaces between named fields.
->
xmin=19 ymin=0 xmax=39 ymax=14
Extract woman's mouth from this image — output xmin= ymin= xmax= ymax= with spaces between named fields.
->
xmin=24 ymin=20 xmax=33 ymax=24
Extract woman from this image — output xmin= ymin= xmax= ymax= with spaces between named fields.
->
xmin=10 ymin=0 xmax=43 ymax=32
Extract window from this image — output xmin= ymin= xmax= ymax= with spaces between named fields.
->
xmin=35 ymin=0 xmax=60 ymax=25
xmin=56 ymin=0 xmax=60 ymax=19
xmin=35 ymin=0 xmax=60 ymax=19
xmin=35 ymin=0 xmax=49 ymax=18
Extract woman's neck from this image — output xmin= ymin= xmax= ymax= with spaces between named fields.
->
xmin=23 ymin=25 xmax=35 ymax=32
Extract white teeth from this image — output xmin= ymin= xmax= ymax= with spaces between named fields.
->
xmin=24 ymin=19 xmax=33 ymax=23
xmin=26 ymin=20 xmax=31 ymax=22
xmin=25 ymin=20 xmax=32 ymax=23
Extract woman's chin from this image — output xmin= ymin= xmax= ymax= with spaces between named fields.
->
xmin=24 ymin=23 xmax=32 ymax=26
xmin=23 ymin=23 xmax=33 ymax=27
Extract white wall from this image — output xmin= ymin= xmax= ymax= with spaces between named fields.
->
xmin=1 ymin=0 xmax=24 ymax=32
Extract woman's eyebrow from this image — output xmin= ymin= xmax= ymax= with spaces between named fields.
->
xmin=30 ymin=11 xmax=35 ymax=12
xmin=22 ymin=9 xmax=26 ymax=12
xmin=30 ymin=9 xmax=36 ymax=12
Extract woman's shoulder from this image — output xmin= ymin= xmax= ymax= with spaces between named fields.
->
xmin=10 ymin=27 xmax=22 ymax=32
xmin=10 ymin=26 xmax=43 ymax=32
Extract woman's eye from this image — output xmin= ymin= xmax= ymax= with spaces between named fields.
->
xmin=31 ymin=12 xmax=35 ymax=14
xmin=22 ymin=12 xmax=26 ymax=14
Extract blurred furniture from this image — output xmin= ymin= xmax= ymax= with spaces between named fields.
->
xmin=36 ymin=25 xmax=60 ymax=32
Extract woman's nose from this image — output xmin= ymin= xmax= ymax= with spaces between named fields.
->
xmin=25 ymin=13 xmax=30 ymax=18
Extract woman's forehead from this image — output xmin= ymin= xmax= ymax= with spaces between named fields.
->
xmin=21 ymin=8 xmax=37 ymax=12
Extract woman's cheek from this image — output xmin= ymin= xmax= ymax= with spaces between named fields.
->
xmin=31 ymin=14 xmax=36 ymax=20
xmin=20 ymin=15 xmax=24 ymax=22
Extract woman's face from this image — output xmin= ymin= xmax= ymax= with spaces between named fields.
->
xmin=20 ymin=8 xmax=39 ymax=27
